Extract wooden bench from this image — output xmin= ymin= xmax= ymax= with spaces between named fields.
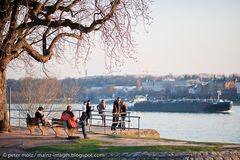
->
xmin=26 ymin=118 xmax=48 ymax=135
xmin=51 ymin=118 xmax=78 ymax=137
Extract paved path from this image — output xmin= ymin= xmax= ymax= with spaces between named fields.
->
xmin=0 ymin=127 xmax=240 ymax=160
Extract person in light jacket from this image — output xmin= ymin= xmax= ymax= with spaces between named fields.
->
xmin=97 ymin=99 xmax=106 ymax=125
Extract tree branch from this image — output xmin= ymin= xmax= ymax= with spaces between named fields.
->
xmin=0 ymin=0 xmax=12 ymax=46
xmin=3 ymin=0 xmax=19 ymax=50
xmin=21 ymin=32 xmax=82 ymax=63
xmin=18 ymin=0 xmax=121 ymax=34
xmin=22 ymin=39 xmax=52 ymax=63
xmin=43 ymin=28 xmax=50 ymax=55
xmin=48 ymin=32 xmax=83 ymax=54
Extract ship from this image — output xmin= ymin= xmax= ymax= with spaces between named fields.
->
xmin=133 ymin=95 xmax=148 ymax=103
xmin=129 ymin=99 xmax=233 ymax=113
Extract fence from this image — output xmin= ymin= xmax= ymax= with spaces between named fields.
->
xmin=8 ymin=108 xmax=141 ymax=136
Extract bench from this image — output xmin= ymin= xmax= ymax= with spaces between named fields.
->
xmin=26 ymin=118 xmax=48 ymax=135
xmin=51 ymin=118 xmax=78 ymax=137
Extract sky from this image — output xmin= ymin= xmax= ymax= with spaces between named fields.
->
xmin=7 ymin=0 xmax=240 ymax=79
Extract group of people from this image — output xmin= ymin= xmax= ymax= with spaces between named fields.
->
xmin=34 ymin=105 xmax=87 ymax=139
xmin=110 ymin=97 xmax=128 ymax=133
xmin=95 ymin=97 xmax=129 ymax=133
xmin=81 ymin=100 xmax=94 ymax=126
xmin=33 ymin=96 xmax=128 ymax=138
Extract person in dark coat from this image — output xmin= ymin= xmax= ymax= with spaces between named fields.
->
xmin=120 ymin=101 xmax=128 ymax=130
xmin=111 ymin=97 xmax=121 ymax=133
xmin=86 ymin=100 xmax=93 ymax=125
xmin=35 ymin=106 xmax=45 ymax=125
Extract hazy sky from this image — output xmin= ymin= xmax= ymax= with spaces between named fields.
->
xmin=7 ymin=0 xmax=240 ymax=79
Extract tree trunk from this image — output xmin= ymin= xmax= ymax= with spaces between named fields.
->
xmin=0 ymin=67 xmax=9 ymax=132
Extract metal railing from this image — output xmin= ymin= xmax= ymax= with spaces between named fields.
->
xmin=8 ymin=108 xmax=141 ymax=136
xmin=88 ymin=112 xmax=141 ymax=135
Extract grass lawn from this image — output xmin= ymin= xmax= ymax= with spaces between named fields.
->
xmin=30 ymin=139 xmax=224 ymax=154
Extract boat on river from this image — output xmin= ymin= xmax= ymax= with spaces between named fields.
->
xmin=129 ymin=98 xmax=233 ymax=113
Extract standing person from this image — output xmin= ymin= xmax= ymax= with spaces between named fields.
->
xmin=82 ymin=101 xmax=87 ymax=119
xmin=97 ymin=99 xmax=106 ymax=126
xmin=121 ymin=101 xmax=128 ymax=130
xmin=111 ymin=97 xmax=121 ymax=133
xmin=86 ymin=100 xmax=93 ymax=126
xmin=35 ymin=106 xmax=46 ymax=125
xmin=79 ymin=102 xmax=88 ymax=139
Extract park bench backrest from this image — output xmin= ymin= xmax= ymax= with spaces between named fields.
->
xmin=26 ymin=117 xmax=40 ymax=126
xmin=51 ymin=118 xmax=68 ymax=128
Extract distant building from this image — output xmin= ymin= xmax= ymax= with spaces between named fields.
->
xmin=188 ymin=83 xmax=209 ymax=98
xmin=188 ymin=85 xmax=197 ymax=95
xmin=206 ymin=78 xmax=226 ymax=99
xmin=114 ymin=86 xmax=136 ymax=92
xmin=142 ymin=79 xmax=190 ymax=98
xmin=141 ymin=78 xmax=238 ymax=100
xmin=142 ymin=80 xmax=173 ymax=92
xmin=135 ymin=79 xmax=142 ymax=92
xmin=170 ymin=80 xmax=189 ymax=97
xmin=236 ymin=82 xmax=240 ymax=100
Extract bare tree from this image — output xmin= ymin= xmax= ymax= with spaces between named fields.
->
xmin=60 ymin=78 xmax=80 ymax=105
xmin=13 ymin=77 xmax=79 ymax=124
xmin=14 ymin=77 xmax=60 ymax=116
xmin=0 ymin=0 xmax=151 ymax=131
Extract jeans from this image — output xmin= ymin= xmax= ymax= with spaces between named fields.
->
xmin=111 ymin=114 xmax=119 ymax=131
xmin=79 ymin=121 xmax=87 ymax=139
xmin=99 ymin=112 xmax=106 ymax=125
xmin=121 ymin=115 xmax=126 ymax=129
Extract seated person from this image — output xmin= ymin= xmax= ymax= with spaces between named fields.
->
xmin=61 ymin=105 xmax=78 ymax=128
xmin=35 ymin=106 xmax=46 ymax=125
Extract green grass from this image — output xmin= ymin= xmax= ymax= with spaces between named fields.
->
xmin=107 ymin=134 xmax=240 ymax=147
xmin=29 ymin=139 xmax=224 ymax=154
xmin=30 ymin=140 xmax=106 ymax=154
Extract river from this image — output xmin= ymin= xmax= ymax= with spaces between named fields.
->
xmin=130 ymin=104 xmax=240 ymax=144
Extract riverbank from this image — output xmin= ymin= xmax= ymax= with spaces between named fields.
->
xmin=0 ymin=126 xmax=240 ymax=160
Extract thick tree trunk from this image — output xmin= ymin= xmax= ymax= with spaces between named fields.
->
xmin=0 ymin=67 xmax=9 ymax=132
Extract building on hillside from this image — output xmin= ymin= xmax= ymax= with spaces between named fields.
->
xmin=237 ymin=82 xmax=240 ymax=100
xmin=142 ymin=79 xmax=190 ymax=99
xmin=207 ymin=78 xmax=226 ymax=99
xmin=188 ymin=82 xmax=210 ymax=98
xmin=170 ymin=80 xmax=189 ymax=98
xmin=142 ymin=80 xmax=173 ymax=92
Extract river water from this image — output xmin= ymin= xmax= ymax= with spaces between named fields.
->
xmin=130 ymin=104 xmax=240 ymax=144
xmin=9 ymin=103 xmax=240 ymax=144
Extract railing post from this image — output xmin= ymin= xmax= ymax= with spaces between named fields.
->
xmin=128 ymin=112 xmax=130 ymax=130
xmin=8 ymin=87 xmax=11 ymax=127
xmin=19 ymin=110 xmax=20 ymax=126
xmin=138 ymin=117 xmax=140 ymax=137
xmin=103 ymin=115 xmax=106 ymax=134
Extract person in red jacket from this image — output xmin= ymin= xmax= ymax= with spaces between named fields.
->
xmin=61 ymin=105 xmax=77 ymax=128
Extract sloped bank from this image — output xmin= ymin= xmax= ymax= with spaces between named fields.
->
xmin=96 ymin=129 xmax=160 ymax=138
